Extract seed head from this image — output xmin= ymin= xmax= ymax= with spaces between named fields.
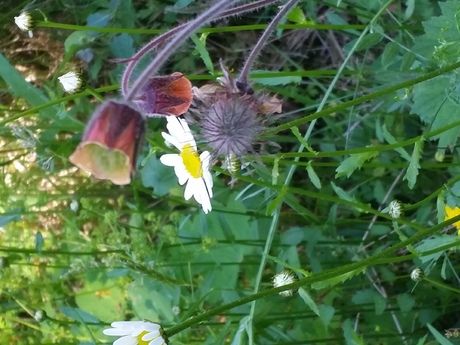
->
xmin=190 ymin=62 xmax=282 ymax=162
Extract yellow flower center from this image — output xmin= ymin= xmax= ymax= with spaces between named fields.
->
xmin=180 ymin=143 xmax=203 ymax=178
xmin=137 ymin=331 xmax=150 ymax=345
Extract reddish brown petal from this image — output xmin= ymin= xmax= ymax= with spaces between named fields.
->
xmin=70 ymin=100 xmax=145 ymax=184
xmin=134 ymin=72 xmax=192 ymax=116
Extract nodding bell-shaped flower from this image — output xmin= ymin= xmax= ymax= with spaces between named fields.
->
xmin=69 ymin=100 xmax=145 ymax=185
xmin=133 ymin=72 xmax=192 ymax=117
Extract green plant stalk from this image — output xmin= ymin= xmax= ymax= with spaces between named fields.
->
xmin=268 ymin=60 xmax=460 ymax=135
xmin=165 ymin=213 xmax=460 ymax=337
xmin=423 ymin=276 xmax=460 ymax=294
xmin=246 ymin=2 xmax=394 ymax=343
xmin=36 ymin=21 xmax=416 ymax=34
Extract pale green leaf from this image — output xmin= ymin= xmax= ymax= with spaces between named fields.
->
xmin=298 ymin=288 xmax=320 ymax=316
xmin=191 ymin=33 xmax=214 ymax=74
xmin=306 ymin=161 xmax=321 ymax=189
xmin=426 ymin=323 xmax=454 ymax=345
xmin=382 ymin=42 xmax=399 ymax=67
xmin=335 ymin=150 xmax=379 ymax=178
xmin=382 ymin=125 xmax=411 ymax=161
xmin=403 ymin=139 xmax=423 ymax=189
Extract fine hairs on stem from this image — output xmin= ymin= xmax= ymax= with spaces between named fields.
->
xmin=121 ymin=0 xmax=281 ymax=96
xmin=124 ymin=0 xmax=242 ymax=102
xmin=237 ymin=0 xmax=299 ymax=90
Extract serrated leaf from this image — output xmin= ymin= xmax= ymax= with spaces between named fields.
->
xmin=335 ymin=150 xmax=379 ymax=178
xmin=291 ymin=126 xmax=317 ymax=153
xmin=141 ymin=155 xmax=176 ymax=196
xmin=306 ymin=161 xmax=321 ymax=189
xmin=403 ymin=139 xmax=423 ymax=189
xmin=312 ymin=268 xmax=364 ymax=289
xmin=382 ymin=42 xmax=399 ymax=67
xmin=298 ymin=288 xmax=320 ymax=316
xmin=412 ymin=76 xmax=460 ymax=153
xmin=382 ymin=125 xmax=411 ymax=161
xmin=415 ymin=235 xmax=459 ymax=264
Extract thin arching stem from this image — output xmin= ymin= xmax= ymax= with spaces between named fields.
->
xmin=124 ymin=0 xmax=243 ymax=101
xmin=121 ymin=0 xmax=281 ymax=96
xmin=237 ymin=0 xmax=298 ymax=89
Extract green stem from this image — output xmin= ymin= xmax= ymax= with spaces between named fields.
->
xmin=36 ymin=21 xmax=418 ymax=34
xmin=165 ymin=213 xmax=460 ymax=337
xmin=268 ymin=60 xmax=460 ymax=135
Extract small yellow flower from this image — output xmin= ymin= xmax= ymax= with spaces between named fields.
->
xmin=444 ymin=205 xmax=460 ymax=234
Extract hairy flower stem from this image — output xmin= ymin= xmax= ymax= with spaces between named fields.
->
xmin=237 ymin=0 xmax=298 ymax=90
xmin=121 ymin=0 xmax=280 ymax=96
xmin=124 ymin=0 xmax=243 ymax=101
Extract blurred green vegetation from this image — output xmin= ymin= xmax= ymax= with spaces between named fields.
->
xmin=2 ymin=0 xmax=460 ymax=344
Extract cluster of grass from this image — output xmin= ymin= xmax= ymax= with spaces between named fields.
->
xmin=2 ymin=0 xmax=460 ymax=344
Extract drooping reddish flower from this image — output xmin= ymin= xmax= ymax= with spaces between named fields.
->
xmin=69 ymin=100 xmax=145 ymax=185
xmin=134 ymin=72 xmax=192 ymax=117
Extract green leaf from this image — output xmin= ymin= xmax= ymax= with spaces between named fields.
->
xmin=355 ymin=33 xmax=382 ymax=51
xmin=266 ymin=186 xmax=287 ymax=215
xmin=426 ymin=323 xmax=454 ymax=345
xmin=306 ymin=161 xmax=321 ymax=189
xmin=141 ymin=155 xmax=177 ymax=196
xmin=252 ymin=71 xmax=302 ymax=86
xmin=382 ymin=42 xmax=399 ymax=67
xmin=318 ymin=304 xmax=335 ymax=328
xmin=401 ymin=51 xmax=416 ymax=71
xmin=335 ymin=150 xmax=379 ymax=178
xmin=412 ymin=76 xmax=460 ymax=154
xmin=312 ymin=268 xmax=364 ymax=289
xmin=404 ymin=0 xmax=415 ymax=20
xmin=403 ymin=139 xmax=423 ymax=189
xmin=0 ymin=54 xmax=59 ymax=120
xmin=415 ymin=235 xmax=459 ymax=263
xmin=397 ymin=293 xmax=415 ymax=313
xmin=298 ymin=288 xmax=320 ymax=316
xmin=64 ymin=31 xmax=95 ymax=56
xmin=291 ymin=126 xmax=318 ymax=153
xmin=382 ymin=125 xmax=411 ymax=161
xmin=272 ymin=156 xmax=280 ymax=185
xmin=191 ymin=33 xmax=214 ymax=74
xmin=287 ymin=6 xmax=308 ymax=24
xmin=342 ymin=319 xmax=365 ymax=345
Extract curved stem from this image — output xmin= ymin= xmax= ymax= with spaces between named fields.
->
xmin=237 ymin=0 xmax=298 ymax=89
xmin=124 ymin=0 xmax=243 ymax=101
xmin=121 ymin=0 xmax=281 ymax=95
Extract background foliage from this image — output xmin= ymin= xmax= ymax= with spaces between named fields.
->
xmin=2 ymin=0 xmax=460 ymax=344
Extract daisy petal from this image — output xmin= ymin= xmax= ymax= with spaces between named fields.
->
xmin=113 ymin=335 xmax=137 ymax=345
xmin=160 ymin=154 xmax=181 ymax=167
xmin=149 ymin=336 xmax=167 ymax=345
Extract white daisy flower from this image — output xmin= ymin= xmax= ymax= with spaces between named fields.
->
xmin=272 ymin=269 xmax=298 ymax=297
xmin=388 ymin=200 xmax=403 ymax=219
xmin=14 ymin=11 xmax=34 ymax=37
xmin=58 ymin=71 xmax=84 ymax=93
xmin=160 ymin=117 xmax=213 ymax=214
xmin=103 ymin=321 xmax=167 ymax=345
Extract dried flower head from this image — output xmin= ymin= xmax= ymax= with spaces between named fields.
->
xmin=14 ymin=11 xmax=34 ymax=38
xmin=58 ymin=71 xmax=84 ymax=93
xmin=410 ymin=268 xmax=423 ymax=282
xmin=272 ymin=269 xmax=298 ymax=297
xmin=388 ymin=200 xmax=403 ymax=219
xmin=190 ymin=61 xmax=282 ymax=162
